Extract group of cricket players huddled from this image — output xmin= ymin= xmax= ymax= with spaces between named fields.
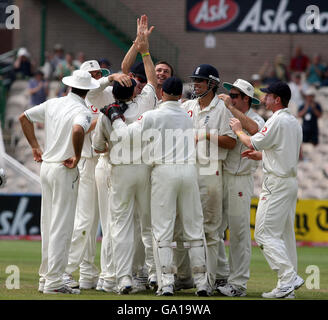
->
xmin=19 ymin=15 xmax=305 ymax=298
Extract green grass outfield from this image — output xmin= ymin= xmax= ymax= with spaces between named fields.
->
xmin=0 ymin=240 xmax=327 ymax=300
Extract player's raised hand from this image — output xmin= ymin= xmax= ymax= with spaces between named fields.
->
xmin=218 ymin=93 xmax=232 ymax=108
xmin=137 ymin=14 xmax=155 ymax=37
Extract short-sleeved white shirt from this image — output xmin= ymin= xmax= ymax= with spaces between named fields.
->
xmin=182 ymin=95 xmax=236 ymax=163
xmin=83 ymin=77 xmax=115 ymax=158
xmin=113 ymin=100 xmax=196 ymax=165
xmin=224 ymin=108 xmax=265 ymax=175
xmin=251 ymin=108 xmax=302 ymax=178
xmin=92 ymin=83 xmax=157 ymax=164
xmin=24 ymin=92 xmax=92 ymax=162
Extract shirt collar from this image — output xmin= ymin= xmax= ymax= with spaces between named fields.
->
xmin=197 ymin=95 xmax=220 ymax=113
xmin=158 ymin=100 xmax=181 ymax=109
xmin=68 ymin=92 xmax=88 ymax=106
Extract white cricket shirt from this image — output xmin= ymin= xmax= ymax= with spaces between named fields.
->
xmin=182 ymin=95 xmax=236 ymax=163
xmin=92 ymin=83 xmax=157 ymax=164
xmin=24 ymin=92 xmax=92 ymax=162
xmin=223 ymin=108 xmax=265 ymax=175
xmin=112 ymin=100 xmax=196 ymax=165
xmin=83 ymin=78 xmax=115 ymax=158
xmin=251 ymin=108 xmax=302 ymax=178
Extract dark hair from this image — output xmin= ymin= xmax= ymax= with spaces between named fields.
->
xmin=273 ymin=94 xmax=289 ymax=108
xmin=71 ymin=87 xmax=89 ymax=97
xmin=240 ymin=91 xmax=252 ymax=108
xmin=155 ymin=60 xmax=174 ymax=76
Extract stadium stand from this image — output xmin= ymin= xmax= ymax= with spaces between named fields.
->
xmin=1 ymin=79 xmax=328 ymax=199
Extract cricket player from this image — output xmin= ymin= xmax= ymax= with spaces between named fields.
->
xmin=19 ymin=70 xmax=99 ymax=294
xmin=110 ymin=76 xmax=211 ymax=296
xmin=63 ymin=60 xmax=130 ymax=290
xmin=215 ymin=79 xmax=265 ymax=297
xmin=181 ymin=64 xmax=236 ymax=293
xmin=92 ymin=28 xmax=158 ymax=294
xmin=229 ymin=81 xmax=305 ymax=298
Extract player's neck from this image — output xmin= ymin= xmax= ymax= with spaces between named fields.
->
xmin=199 ymin=92 xmax=214 ymax=109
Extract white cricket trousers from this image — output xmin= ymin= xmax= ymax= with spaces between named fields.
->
xmin=254 ymin=174 xmax=298 ymax=288
xmin=95 ymin=155 xmax=114 ymax=283
xmin=109 ymin=164 xmax=155 ymax=287
xmin=197 ymin=161 xmax=223 ymax=289
xmin=217 ymin=172 xmax=253 ymax=289
xmin=65 ymin=157 xmax=99 ymax=282
xmin=151 ymin=165 xmax=208 ymax=291
xmin=39 ymin=162 xmax=79 ymax=291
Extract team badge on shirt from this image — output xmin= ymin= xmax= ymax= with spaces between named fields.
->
xmin=260 ymin=126 xmax=268 ymax=136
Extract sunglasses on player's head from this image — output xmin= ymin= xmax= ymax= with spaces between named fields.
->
xmin=229 ymin=93 xmax=241 ymax=99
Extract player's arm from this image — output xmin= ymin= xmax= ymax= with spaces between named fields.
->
xmin=19 ymin=113 xmax=43 ymax=162
xmin=219 ymin=93 xmax=259 ymax=135
xmin=134 ymin=16 xmax=157 ymax=88
xmin=203 ymin=133 xmax=236 ymax=149
xmin=229 ymin=118 xmax=253 ymax=150
xmin=63 ymin=124 xmax=85 ymax=168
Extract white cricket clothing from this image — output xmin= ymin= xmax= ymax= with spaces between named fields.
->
xmin=251 ymin=108 xmax=302 ymax=177
xmin=112 ymin=100 xmax=196 ymax=165
xmin=251 ymin=108 xmax=302 ymax=288
xmin=92 ymin=83 xmax=157 ymax=287
xmin=24 ymin=92 xmax=92 ymax=162
xmin=181 ymin=96 xmax=236 ymax=289
xmin=182 ymin=95 xmax=236 ymax=164
xmin=66 ymin=78 xmax=115 ymax=281
xmin=25 ymin=93 xmax=91 ymax=291
xmin=113 ymin=100 xmax=209 ymax=292
xmin=86 ymin=77 xmax=114 ymax=110
xmin=217 ymin=108 xmax=265 ymax=289
xmin=223 ymin=108 xmax=265 ymax=175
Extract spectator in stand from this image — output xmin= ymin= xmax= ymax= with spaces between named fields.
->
xmin=306 ymin=54 xmax=326 ymax=87
xmin=14 ymin=47 xmax=34 ymax=79
xmin=289 ymin=46 xmax=310 ymax=73
xmin=98 ymin=58 xmax=112 ymax=74
xmin=73 ymin=51 xmax=86 ymax=69
xmin=250 ymin=74 xmax=265 ymax=103
xmin=288 ymin=73 xmax=306 ymax=116
xmin=298 ymin=87 xmax=322 ymax=146
xmin=273 ymin=54 xmax=289 ymax=82
xmin=50 ymin=43 xmax=65 ymax=76
xmin=28 ymin=70 xmax=49 ymax=129
xmin=29 ymin=70 xmax=49 ymax=107
xmin=55 ymin=53 xmax=78 ymax=97
xmin=320 ymin=67 xmax=328 ymax=87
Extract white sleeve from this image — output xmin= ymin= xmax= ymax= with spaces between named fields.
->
xmin=24 ymin=101 xmax=47 ymax=123
xmin=92 ymin=114 xmax=109 ymax=152
xmin=251 ymin=118 xmax=277 ymax=151
xmin=133 ymin=83 xmax=157 ymax=114
xmin=73 ymin=110 xmax=92 ymax=133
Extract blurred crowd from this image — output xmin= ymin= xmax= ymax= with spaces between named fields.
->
xmin=10 ymin=44 xmax=328 ymax=150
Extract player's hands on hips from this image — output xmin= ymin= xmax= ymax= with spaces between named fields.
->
xmin=63 ymin=156 xmax=80 ymax=169
xmin=0 ymin=168 xmax=7 ymax=188
xmin=229 ymin=118 xmax=242 ymax=132
xmin=32 ymin=147 xmax=43 ymax=162
xmin=241 ymin=149 xmax=262 ymax=161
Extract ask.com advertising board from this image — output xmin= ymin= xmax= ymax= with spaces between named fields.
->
xmin=186 ymin=0 xmax=328 ymax=33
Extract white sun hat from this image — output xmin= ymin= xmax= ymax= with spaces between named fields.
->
xmin=62 ymin=70 xmax=100 ymax=90
xmin=80 ymin=60 xmax=110 ymax=77
xmin=223 ymin=79 xmax=260 ymax=105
